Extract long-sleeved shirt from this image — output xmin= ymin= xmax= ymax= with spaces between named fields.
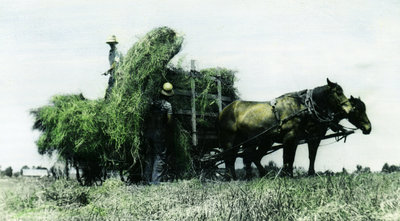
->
xmin=109 ymin=47 xmax=123 ymax=67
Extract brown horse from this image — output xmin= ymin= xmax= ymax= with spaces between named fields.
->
xmin=218 ymin=79 xmax=353 ymax=179
xmin=242 ymin=96 xmax=371 ymax=178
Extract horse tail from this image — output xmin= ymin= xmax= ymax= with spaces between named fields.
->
xmin=216 ymin=101 xmax=239 ymax=149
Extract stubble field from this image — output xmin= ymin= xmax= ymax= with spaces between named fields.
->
xmin=1 ymin=172 xmax=400 ymax=220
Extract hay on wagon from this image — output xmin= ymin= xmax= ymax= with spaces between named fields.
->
xmin=32 ymin=26 xmax=238 ymax=183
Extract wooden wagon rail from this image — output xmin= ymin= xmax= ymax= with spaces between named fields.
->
xmin=174 ymin=89 xmax=233 ymax=102
xmin=175 ymin=109 xmax=218 ymax=117
xmin=173 ymin=60 xmax=235 ymax=146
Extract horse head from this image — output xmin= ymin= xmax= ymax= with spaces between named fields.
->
xmin=326 ymin=78 xmax=353 ymax=115
xmin=348 ymin=96 xmax=371 ymax=134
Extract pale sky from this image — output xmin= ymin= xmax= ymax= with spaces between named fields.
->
xmin=1 ymin=0 xmax=399 ymax=172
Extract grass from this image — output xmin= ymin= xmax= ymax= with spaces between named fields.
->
xmin=1 ymin=172 xmax=400 ymax=220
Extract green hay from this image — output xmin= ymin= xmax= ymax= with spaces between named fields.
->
xmin=32 ymin=26 xmax=238 ymax=181
xmin=168 ymin=121 xmax=193 ymax=178
xmin=31 ymin=94 xmax=108 ymax=184
xmin=104 ymin=26 xmax=184 ymax=166
xmin=32 ymin=94 xmax=104 ymax=155
xmin=167 ymin=66 xmax=237 ymax=127
xmin=167 ymin=67 xmax=238 ymax=114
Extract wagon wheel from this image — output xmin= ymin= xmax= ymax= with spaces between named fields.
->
xmin=199 ymin=148 xmax=227 ymax=180
xmin=200 ymin=160 xmax=226 ymax=181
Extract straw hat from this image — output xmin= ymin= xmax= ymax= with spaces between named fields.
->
xmin=106 ymin=35 xmax=118 ymax=44
xmin=161 ymin=82 xmax=174 ymax=96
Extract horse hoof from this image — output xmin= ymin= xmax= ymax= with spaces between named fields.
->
xmin=308 ymin=171 xmax=316 ymax=176
xmin=245 ymin=175 xmax=252 ymax=181
xmin=259 ymin=172 xmax=267 ymax=178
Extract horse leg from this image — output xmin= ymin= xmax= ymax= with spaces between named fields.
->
xmin=307 ymin=139 xmax=321 ymax=176
xmin=243 ymin=144 xmax=256 ymax=180
xmin=243 ymin=157 xmax=253 ymax=180
xmin=283 ymin=144 xmax=297 ymax=177
xmin=254 ymin=141 xmax=273 ymax=177
xmin=243 ymin=147 xmax=267 ymax=179
xmin=225 ymin=156 xmax=237 ymax=181
xmin=282 ymin=132 xmax=298 ymax=177
xmin=253 ymin=158 xmax=266 ymax=177
xmin=220 ymin=132 xmax=238 ymax=181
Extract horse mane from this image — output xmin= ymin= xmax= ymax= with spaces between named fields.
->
xmin=309 ymin=85 xmax=331 ymax=112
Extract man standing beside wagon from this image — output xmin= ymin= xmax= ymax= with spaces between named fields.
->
xmin=144 ymin=82 xmax=174 ymax=184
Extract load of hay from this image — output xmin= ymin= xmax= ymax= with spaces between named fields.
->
xmin=32 ymin=27 xmax=238 ymax=184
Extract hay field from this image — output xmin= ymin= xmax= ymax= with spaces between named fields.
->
xmin=1 ymin=172 xmax=400 ymax=220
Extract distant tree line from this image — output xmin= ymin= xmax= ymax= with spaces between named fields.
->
xmin=381 ymin=163 xmax=400 ymax=173
xmin=1 ymin=166 xmax=13 ymax=177
xmin=0 ymin=166 xmax=19 ymax=177
xmin=238 ymin=162 xmax=400 ymax=178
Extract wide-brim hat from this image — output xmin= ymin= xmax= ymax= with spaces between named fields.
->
xmin=161 ymin=82 xmax=174 ymax=96
xmin=106 ymin=35 xmax=118 ymax=44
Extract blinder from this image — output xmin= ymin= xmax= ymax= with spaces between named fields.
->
xmin=330 ymin=89 xmax=353 ymax=115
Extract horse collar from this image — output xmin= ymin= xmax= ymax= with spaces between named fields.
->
xmin=305 ymin=89 xmax=314 ymax=115
xmin=305 ymin=89 xmax=335 ymax=123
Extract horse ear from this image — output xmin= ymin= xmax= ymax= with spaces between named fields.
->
xmin=350 ymin=95 xmax=354 ymax=99
xmin=327 ymin=78 xmax=333 ymax=87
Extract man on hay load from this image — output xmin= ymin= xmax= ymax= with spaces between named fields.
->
xmin=104 ymin=34 xmax=123 ymax=99
xmin=144 ymin=82 xmax=174 ymax=184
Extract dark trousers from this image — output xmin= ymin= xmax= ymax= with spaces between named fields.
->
xmin=144 ymin=135 xmax=167 ymax=184
xmin=104 ymin=73 xmax=115 ymax=99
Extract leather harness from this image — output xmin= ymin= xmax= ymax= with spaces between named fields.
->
xmin=270 ymin=89 xmax=338 ymax=127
